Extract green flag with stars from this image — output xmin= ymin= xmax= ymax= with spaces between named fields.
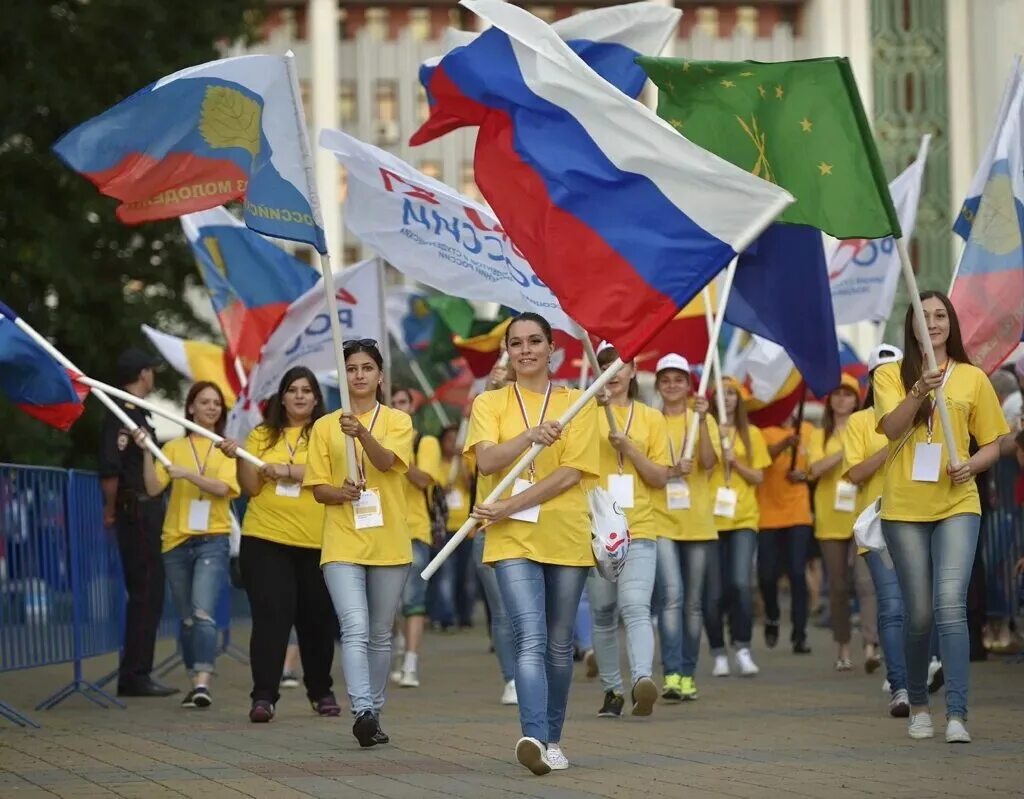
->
xmin=637 ymin=56 xmax=901 ymax=239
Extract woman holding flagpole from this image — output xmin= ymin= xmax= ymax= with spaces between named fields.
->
xmin=874 ymin=292 xmax=1008 ymax=743
xmin=304 ymin=340 xmax=414 ymax=748
xmin=586 ymin=343 xmax=671 ymax=720
xmin=134 ymin=381 xmax=239 ymax=709
xmin=707 ymin=377 xmax=770 ymax=677
xmin=466 ymin=312 xmax=599 ymax=776
xmin=651 ymin=354 xmax=720 ymax=704
xmin=219 ymin=366 xmax=341 ymax=723
xmin=808 ymin=373 xmax=880 ymax=673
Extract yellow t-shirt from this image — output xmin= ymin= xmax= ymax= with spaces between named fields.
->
xmin=442 ymin=457 xmax=472 ymax=532
xmin=654 ymin=411 xmax=720 ymax=542
xmin=155 ymin=436 xmax=240 ymax=554
xmin=405 ymin=434 xmax=442 ymax=545
xmin=708 ymin=425 xmax=771 ymax=532
xmin=240 ymin=425 xmax=325 ymax=549
xmin=303 ymin=405 xmax=414 ymax=566
xmin=841 ymin=409 xmax=889 ymax=516
xmin=596 ymin=402 xmax=671 ymax=541
xmin=757 ymin=423 xmax=814 ymax=530
xmin=809 ymin=426 xmax=854 ymax=540
xmin=464 ymin=383 xmax=600 ymax=566
xmin=873 ymin=360 xmax=1009 ymax=522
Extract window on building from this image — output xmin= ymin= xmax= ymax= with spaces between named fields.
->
xmin=338 ymin=166 xmax=348 ymax=205
xmin=695 ymin=7 xmax=719 ymax=36
xmin=460 ymin=161 xmax=480 ymax=202
xmin=419 ymin=160 xmax=442 ymax=180
xmin=409 ymin=8 xmax=431 ymax=41
xmin=374 ymin=80 xmax=399 ymax=144
xmin=366 ymin=7 xmax=388 ymax=39
xmin=343 ymin=243 xmax=363 ymax=265
xmin=416 ymin=83 xmax=430 ymax=124
xmin=339 ymin=81 xmax=357 ymax=126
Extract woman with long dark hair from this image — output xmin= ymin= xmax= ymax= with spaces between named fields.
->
xmin=134 ymin=381 xmax=239 ymax=708
xmin=466 ymin=312 xmax=599 ymax=775
xmin=304 ymin=340 xmax=414 ymax=748
xmin=220 ymin=367 xmax=341 ymax=723
xmin=875 ymin=292 xmax=1008 ymax=743
xmin=586 ymin=343 xmax=670 ymax=719
xmin=808 ymin=373 xmax=879 ymax=672
xmin=707 ymin=377 xmax=770 ymax=677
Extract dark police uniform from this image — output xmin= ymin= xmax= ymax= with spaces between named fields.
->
xmin=99 ymin=396 xmax=166 ymax=689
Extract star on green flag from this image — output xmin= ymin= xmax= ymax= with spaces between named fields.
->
xmin=636 ymin=56 xmax=901 ymax=239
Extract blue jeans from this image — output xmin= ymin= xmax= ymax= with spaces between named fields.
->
xmin=587 ymin=539 xmax=657 ymax=694
xmin=495 ymin=559 xmax=588 ymax=743
xmin=163 ymin=534 xmax=229 ymax=674
xmin=402 ymin=540 xmax=430 ymax=617
xmin=323 ymin=563 xmax=410 ymax=715
xmin=473 ymin=533 xmax=515 ymax=683
xmin=865 ymin=550 xmax=907 ymax=693
xmin=574 ymin=587 xmax=593 ymax=652
xmin=428 ymin=536 xmax=456 ymax=626
xmin=655 ymin=538 xmax=721 ymax=677
xmin=882 ymin=514 xmax=980 ymax=718
xmin=709 ymin=528 xmax=757 ymax=651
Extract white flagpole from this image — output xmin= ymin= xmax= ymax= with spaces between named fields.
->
xmin=897 ymin=238 xmax=959 ymax=465
xmin=701 ymin=286 xmax=730 ymax=469
xmin=377 ymin=258 xmax=393 ymax=406
xmin=947 ymin=236 xmax=969 ymax=295
xmin=683 ymin=258 xmax=739 ymax=459
xmin=2 ymin=311 xmax=171 ymax=467
xmin=233 ymin=357 xmax=248 ymax=390
xmin=422 ymin=358 xmax=626 ymax=580
xmin=580 ymin=334 xmax=619 ymax=433
xmin=285 ymin=51 xmax=359 ymax=483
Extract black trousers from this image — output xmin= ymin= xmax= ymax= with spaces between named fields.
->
xmin=115 ymin=496 xmax=166 ymax=684
xmin=240 ymin=535 xmax=337 ymax=704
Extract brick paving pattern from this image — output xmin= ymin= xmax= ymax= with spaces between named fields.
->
xmin=2 ymin=624 xmax=1022 ymax=798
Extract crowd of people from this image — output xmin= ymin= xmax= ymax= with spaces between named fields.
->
xmin=97 ymin=291 xmax=1024 ymax=776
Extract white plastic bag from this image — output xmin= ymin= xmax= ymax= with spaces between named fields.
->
xmin=853 ymin=497 xmax=885 ymax=552
xmin=587 ymin=487 xmax=630 ymax=581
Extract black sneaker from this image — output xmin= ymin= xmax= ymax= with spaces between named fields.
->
xmin=928 ymin=664 xmax=945 ymax=694
xmin=353 ymin=710 xmax=379 ymax=747
xmin=182 ymin=686 xmax=212 ymax=709
xmin=765 ymin=619 xmax=780 ymax=649
xmin=249 ymin=700 xmax=274 ymax=723
xmin=792 ymin=636 xmax=812 ymax=655
xmin=373 ymin=721 xmax=390 ymax=745
xmin=598 ymin=690 xmax=624 ymax=718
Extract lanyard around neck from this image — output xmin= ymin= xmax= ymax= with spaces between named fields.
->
xmin=925 ymin=362 xmax=955 ymax=443
xmin=615 ymin=402 xmax=636 ymax=474
xmin=514 ymin=382 xmax=552 ymax=480
xmin=355 ymin=404 xmax=382 ymax=483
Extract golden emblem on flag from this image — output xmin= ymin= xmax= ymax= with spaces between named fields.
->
xmin=199 ymin=85 xmax=261 ymax=157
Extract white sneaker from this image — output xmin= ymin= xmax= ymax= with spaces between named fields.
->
xmin=888 ymin=689 xmax=910 ymax=718
xmin=881 ymin=679 xmax=890 ymax=693
xmin=712 ymin=654 xmax=731 ymax=677
xmin=945 ymin=717 xmax=971 ymax=744
xmin=399 ymin=669 xmax=419 ymax=688
xmin=546 ymin=744 xmax=569 ymax=770
xmin=515 ymin=737 xmax=551 ymax=776
xmin=390 ymin=669 xmax=403 ymax=685
xmin=501 ymin=680 xmax=518 ymax=706
xmin=735 ymin=648 xmax=760 ymax=677
xmin=908 ymin=711 xmax=935 ymax=740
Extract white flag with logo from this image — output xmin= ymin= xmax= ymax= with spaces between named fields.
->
xmin=319 ymin=128 xmax=579 ymax=334
xmin=828 ymin=135 xmax=930 ymax=325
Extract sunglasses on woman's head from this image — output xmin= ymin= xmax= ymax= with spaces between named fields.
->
xmin=343 ymin=338 xmax=379 ymax=351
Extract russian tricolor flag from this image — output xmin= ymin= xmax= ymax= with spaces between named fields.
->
xmin=410 ymin=0 xmax=792 ymax=360
xmin=0 ymin=305 xmax=88 ymax=432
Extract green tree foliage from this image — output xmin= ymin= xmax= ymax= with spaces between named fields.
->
xmin=0 ymin=1 xmax=262 ymax=468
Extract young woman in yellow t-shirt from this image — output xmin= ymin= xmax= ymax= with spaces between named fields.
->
xmin=303 ymin=340 xmax=414 ymax=749
xmin=465 ymin=312 xmax=600 ymax=775
xmin=135 ymin=381 xmax=239 ymax=709
xmin=220 ymin=367 xmax=339 ymax=723
xmin=586 ymin=343 xmax=670 ymax=720
xmin=707 ymin=377 xmax=770 ymax=677
xmin=650 ymin=354 xmax=719 ymax=704
xmin=808 ymin=372 xmax=879 ymax=672
xmin=389 ymin=386 xmax=442 ymax=690
xmin=875 ymin=293 xmax=1009 ymax=743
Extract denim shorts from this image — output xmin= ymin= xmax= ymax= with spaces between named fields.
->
xmin=402 ymin=539 xmax=430 ymax=616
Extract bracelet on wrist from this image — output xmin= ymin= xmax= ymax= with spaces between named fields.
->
xmin=910 ymin=381 xmax=921 ymax=399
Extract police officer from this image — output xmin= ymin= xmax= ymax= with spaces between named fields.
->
xmin=100 ymin=348 xmax=177 ymax=697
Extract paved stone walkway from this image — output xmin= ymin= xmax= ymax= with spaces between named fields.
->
xmin=1 ymin=623 xmax=1022 ymax=798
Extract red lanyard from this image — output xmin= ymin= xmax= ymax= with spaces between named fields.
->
xmin=616 ymin=402 xmax=636 ymax=474
xmin=925 ymin=363 xmax=954 ymax=443
xmin=283 ymin=429 xmax=299 ymax=464
xmin=514 ymin=382 xmax=551 ymax=481
xmin=187 ymin=436 xmax=213 ymax=500
xmin=354 ymin=404 xmax=382 ymax=483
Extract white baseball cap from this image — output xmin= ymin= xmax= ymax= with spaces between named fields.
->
xmin=596 ymin=340 xmax=615 ymax=356
xmin=655 ymin=353 xmax=691 ymax=375
xmin=868 ymin=343 xmax=903 ymax=372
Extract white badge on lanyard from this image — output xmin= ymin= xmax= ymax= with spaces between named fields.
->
xmin=508 ymin=383 xmax=552 ymax=524
xmin=714 ymin=486 xmax=737 ymax=519
xmin=276 ymin=482 xmax=302 ymax=498
xmin=608 ymin=403 xmax=637 ymax=508
xmin=353 ymin=488 xmax=385 ymax=529
xmin=509 ymin=478 xmax=540 ymax=523
xmin=834 ymin=480 xmax=858 ymax=512
xmin=666 ymin=478 xmax=691 ymax=510
xmin=186 ymin=437 xmax=214 ymax=532
xmin=446 ymin=489 xmax=464 ymax=510
xmin=913 ymin=364 xmax=954 ymax=483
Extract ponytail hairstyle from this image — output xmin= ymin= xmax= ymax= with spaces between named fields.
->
xmin=596 ymin=344 xmax=638 ymax=399
xmin=343 ymin=339 xmax=386 ymax=403
xmin=900 ymin=291 xmax=970 ymax=427
xmin=259 ymin=366 xmax=325 ymax=452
